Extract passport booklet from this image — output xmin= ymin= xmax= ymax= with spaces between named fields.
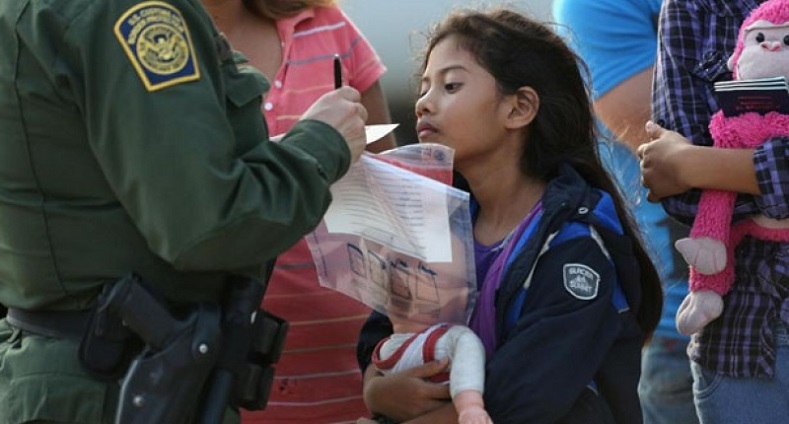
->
xmin=714 ymin=76 xmax=789 ymax=117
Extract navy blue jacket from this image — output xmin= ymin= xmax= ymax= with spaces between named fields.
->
xmin=358 ymin=164 xmax=646 ymax=423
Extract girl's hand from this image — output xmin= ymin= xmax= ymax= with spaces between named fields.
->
xmin=362 ymin=359 xmax=451 ymax=422
xmin=638 ymin=121 xmax=694 ymax=201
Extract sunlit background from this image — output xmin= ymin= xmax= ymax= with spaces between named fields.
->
xmin=342 ymin=0 xmax=556 ymax=144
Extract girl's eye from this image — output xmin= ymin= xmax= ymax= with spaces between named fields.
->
xmin=444 ymin=82 xmax=461 ymax=92
xmin=756 ymin=32 xmax=765 ymax=43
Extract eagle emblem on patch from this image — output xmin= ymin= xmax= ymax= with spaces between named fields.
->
xmin=563 ymin=263 xmax=599 ymax=300
xmin=114 ymin=1 xmax=200 ymax=91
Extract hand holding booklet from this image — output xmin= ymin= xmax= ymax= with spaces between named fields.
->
xmin=305 ymin=143 xmax=477 ymax=325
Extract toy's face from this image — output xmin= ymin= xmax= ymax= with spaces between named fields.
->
xmin=737 ymin=20 xmax=789 ymax=80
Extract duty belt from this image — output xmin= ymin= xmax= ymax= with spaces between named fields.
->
xmin=6 ymin=308 xmax=92 ymax=339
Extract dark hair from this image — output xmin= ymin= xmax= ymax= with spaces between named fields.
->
xmin=420 ymin=8 xmax=662 ymax=341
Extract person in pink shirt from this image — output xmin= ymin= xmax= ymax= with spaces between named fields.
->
xmin=202 ymin=0 xmax=396 ymax=422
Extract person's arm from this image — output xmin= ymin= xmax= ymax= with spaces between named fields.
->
xmin=595 ymin=67 xmax=653 ymax=150
xmin=640 ymin=123 xmax=789 ymax=220
xmin=483 ymin=235 xmax=621 ymax=423
xmin=553 ymin=0 xmax=659 ymax=151
xmin=639 ymin=121 xmax=760 ymax=200
xmin=650 ymin=0 xmax=722 ymax=219
xmin=71 ymin=0 xmax=364 ymax=271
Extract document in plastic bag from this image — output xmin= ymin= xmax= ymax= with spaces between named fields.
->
xmin=306 ymin=144 xmax=477 ymax=325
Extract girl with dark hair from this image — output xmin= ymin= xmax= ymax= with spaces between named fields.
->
xmin=357 ymin=8 xmax=663 ymax=423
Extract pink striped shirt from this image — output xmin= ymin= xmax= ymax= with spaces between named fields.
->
xmin=262 ymin=7 xmax=386 ymax=136
xmin=242 ymin=6 xmax=386 ymax=424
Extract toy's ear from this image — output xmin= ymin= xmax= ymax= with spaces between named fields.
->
xmin=503 ymin=86 xmax=539 ymax=130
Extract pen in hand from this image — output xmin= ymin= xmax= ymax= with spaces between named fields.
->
xmin=333 ymin=54 xmax=342 ymax=89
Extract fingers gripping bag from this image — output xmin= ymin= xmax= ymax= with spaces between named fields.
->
xmin=305 ymin=143 xmax=476 ymax=326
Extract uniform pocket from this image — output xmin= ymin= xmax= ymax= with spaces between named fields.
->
xmin=222 ymin=61 xmax=271 ymax=153
xmin=225 ymin=73 xmax=268 ymax=109
xmin=225 ymin=65 xmax=270 ymax=109
xmin=0 ymin=331 xmax=113 ymax=423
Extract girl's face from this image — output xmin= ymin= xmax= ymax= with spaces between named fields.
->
xmin=415 ymin=36 xmax=514 ymax=169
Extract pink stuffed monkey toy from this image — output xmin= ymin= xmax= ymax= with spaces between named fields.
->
xmin=675 ymin=0 xmax=789 ymax=335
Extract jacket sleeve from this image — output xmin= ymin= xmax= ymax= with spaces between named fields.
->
xmin=484 ymin=233 xmax=622 ymax=423
xmin=62 ymin=0 xmax=350 ymax=271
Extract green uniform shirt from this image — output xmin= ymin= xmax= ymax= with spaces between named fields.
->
xmin=0 ymin=0 xmax=352 ymax=310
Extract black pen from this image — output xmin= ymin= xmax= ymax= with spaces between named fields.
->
xmin=333 ymin=54 xmax=342 ymax=89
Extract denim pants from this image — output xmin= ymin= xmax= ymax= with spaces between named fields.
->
xmin=638 ymin=334 xmax=699 ymax=424
xmin=691 ymin=323 xmax=789 ymax=424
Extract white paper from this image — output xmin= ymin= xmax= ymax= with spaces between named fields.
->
xmin=364 ymin=124 xmax=399 ymax=144
xmin=323 ymin=155 xmax=452 ymax=262
xmin=269 ymin=123 xmax=398 ymax=144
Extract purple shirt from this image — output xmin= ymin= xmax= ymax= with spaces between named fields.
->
xmin=470 ymin=202 xmax=543 ymax=356
xmin=654 ymin=0 xmax=789 ymax=378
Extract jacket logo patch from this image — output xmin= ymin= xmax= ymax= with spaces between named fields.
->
xmin=114 ymin=1 xmax=200 ymax=91
xmin=563 ymin=263 xmax=599 ymax=300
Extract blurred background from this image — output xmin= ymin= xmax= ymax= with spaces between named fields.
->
xmin=341 ymin=0 xmax=556 ymax=144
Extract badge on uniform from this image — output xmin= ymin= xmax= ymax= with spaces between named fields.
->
xmin=114 ymin=1 xmax=200 ymax=91
xmin=563 ymin=263 xmax=599 ymax=300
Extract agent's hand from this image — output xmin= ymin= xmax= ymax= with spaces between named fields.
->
xmin=637 ymin=121 xmax=694 ymax=202
xmin=362 ymin=359 xmax=451 ymax=423
xmin=300 ymin=87 xmax=368 ymax=162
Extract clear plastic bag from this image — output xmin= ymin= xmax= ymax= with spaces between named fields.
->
xmin=305 ymin=143 xmax=477 ymax=325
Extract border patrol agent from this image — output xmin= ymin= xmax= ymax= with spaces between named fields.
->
xmin=0 ymin=0 xmax=367 ymax=422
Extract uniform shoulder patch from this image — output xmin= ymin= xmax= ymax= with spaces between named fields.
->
xmin=562 ymin=263 xmax=599 ymax=300
xmin=114 ymin=1 xmax=200 ymax=91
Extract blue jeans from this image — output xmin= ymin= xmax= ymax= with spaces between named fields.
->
xmin=638 ymin=335 xmax=699 ymax=424
xmin=691 ymin=324 xmax=789 ymax=424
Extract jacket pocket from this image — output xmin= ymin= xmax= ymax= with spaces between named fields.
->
xmin=225 ymin=67 xmax=269 ymax=109
xmin=221 ymin=56 xmax=271 ymax=153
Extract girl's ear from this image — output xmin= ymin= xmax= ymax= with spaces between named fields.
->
xmin=504 ymin=86 xmax=539 ymax=130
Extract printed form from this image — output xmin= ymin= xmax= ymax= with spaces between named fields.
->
xmin=323 ymin=155 xmax=453 ymax=262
